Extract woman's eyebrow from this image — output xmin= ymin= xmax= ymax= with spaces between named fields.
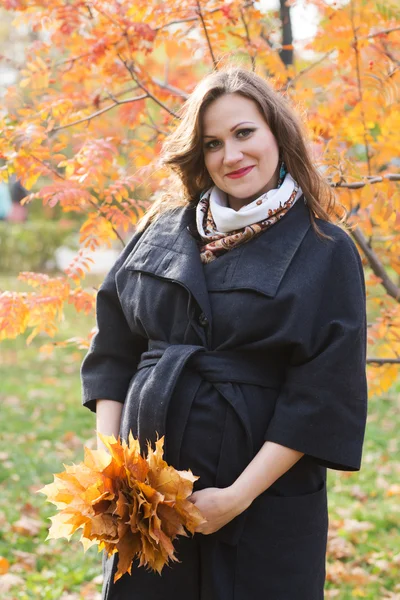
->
xmin=203 ymin=121 xmax=256 ymax=138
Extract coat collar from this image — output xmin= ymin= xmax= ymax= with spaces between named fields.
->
xmin=123 ymin=204 xmax=214 ymax=323
xmin=123 ymin=197 xmax=311 ymax=318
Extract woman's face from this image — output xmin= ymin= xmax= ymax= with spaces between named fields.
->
xmin=202 ymin=93 xmax=280 ymax=211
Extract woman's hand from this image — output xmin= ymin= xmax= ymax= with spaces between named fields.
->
xmin=188 ymin=486 xmax=251 ymax=535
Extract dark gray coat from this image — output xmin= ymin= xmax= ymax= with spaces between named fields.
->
xmin=81 ymin=197 xmax=368 ymax=600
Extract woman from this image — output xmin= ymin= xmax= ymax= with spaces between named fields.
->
xmin=81 ymin=67 xmax=368 ymax=600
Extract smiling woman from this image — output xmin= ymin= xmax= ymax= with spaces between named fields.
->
xmin=81 ymin=66 xmax=368 ymax=600
xmin=202 ymin=96 xmax=280 ymax=210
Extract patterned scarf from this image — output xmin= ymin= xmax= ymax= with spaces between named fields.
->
xmin=196 ymin=164 xmax=302 ymax=264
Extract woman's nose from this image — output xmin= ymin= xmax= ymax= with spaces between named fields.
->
xmin=223 ymin=144 xmax=243 ymax=165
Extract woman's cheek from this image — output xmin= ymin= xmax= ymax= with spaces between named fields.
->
xmin=204 ymin=155 xmax=216 ymax=179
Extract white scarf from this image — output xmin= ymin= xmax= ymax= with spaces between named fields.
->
xmin=197 ymin=173 xmax=303 ymax=235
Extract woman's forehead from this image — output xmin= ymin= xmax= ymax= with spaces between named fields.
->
xmin=202 ymin=94 xmax=262 ymax=134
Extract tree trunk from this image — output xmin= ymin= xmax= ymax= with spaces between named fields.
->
xmin=280 ymin=0 xmax=293 ymax=66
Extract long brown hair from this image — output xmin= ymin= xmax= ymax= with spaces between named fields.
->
xmin=137 ymin=66 xmax=337 ymax=234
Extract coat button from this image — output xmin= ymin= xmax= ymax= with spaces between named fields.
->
xmin=198 ymin=312 xmax=209 ymax=327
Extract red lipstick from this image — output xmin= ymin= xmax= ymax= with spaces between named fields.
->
xmin=226 ymin=166 xmax=254 ymax=179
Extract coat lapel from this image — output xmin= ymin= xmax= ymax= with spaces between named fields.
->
xmin=123 ymin=204 xmax=213 ymax=325
xmin=204 ymin=196 xmax=311 ymax=297
xmin=123 ymin=197 xmax=312 ymax=322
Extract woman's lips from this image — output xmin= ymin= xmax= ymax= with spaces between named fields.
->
xmin=226 ymin=166 xmax=254 ymax=179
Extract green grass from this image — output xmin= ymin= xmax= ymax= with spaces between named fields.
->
xmin=0 ymin=278 xmax=102 ymax=599
xmin=0 ymin=276 xmax=399 ymax=599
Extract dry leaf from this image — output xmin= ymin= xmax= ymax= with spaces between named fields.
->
xmin=327 ymin=534 xmax=355 ymax=559
xmin=38 ymin=433 xmax=205 ymax=583
xmin=11 ymin=515 xmax=42 ymax=537
xmin=12 ymin=550 xmax=36 ymax=572
xmin=0 ymin=573 xmax=24 ymax=594
xmin=0 ymin=557 xmax=9 ymax=575
xmin=386 ymin=484 xmax=400 ymax=497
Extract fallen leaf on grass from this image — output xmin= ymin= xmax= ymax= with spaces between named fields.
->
xmin=342 ymin=519 xmax=375 ymax=533
xmin=11 ymin=550 xmax=36 ymax=572
xmin=38 ymin=433 xmax=205 ymax=583
xmin=386 ymin=484 xmax=400 ymax=497
xmin=393 ymin=553 xmax=400 ymax=566
xmin=61 ymin=431 xmax=83 ymax=450
xmin=0 ymin=573 xmax=24 ymax=594
xmin=326 ymin=561 xmax=376 ymax=585
xmin=11 ymin=515 xmax=42 ymax=537
xmin=20 ymin=501 xmax=40 ymax=518
xmin=3 ymin=396 xmax=21 ymax=408
xmin=327 ymin=533 xmax=355 ymax=559
xmin=0 ymin=557 xmax=9 ymax=575
xmin=42 ymin=377 xmax=58 ymax=386
xmin=352 ymin=588 xmax=368 ymax=597
xmin=80 ymin=580 xmax=102 ymax=599
xmin=350 ymin=485 xmax=369 ymax=502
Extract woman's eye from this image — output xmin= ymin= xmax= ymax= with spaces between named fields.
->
xmin=204 ymin=128 xmax=255 ymax=150
xmin=236 ymin=128 xmax=254 ymax=138
xmin=205 ymin=140 xmax=220 ymax=150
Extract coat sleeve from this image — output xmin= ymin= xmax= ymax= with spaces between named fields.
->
xmin=80 ymin=231 xmax=147 ymax=413
xmin=264 ymin=229 xmax=368 ymax=471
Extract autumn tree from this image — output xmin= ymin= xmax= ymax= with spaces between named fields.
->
xmin=0 ymin=0 xmax=399 ymax=395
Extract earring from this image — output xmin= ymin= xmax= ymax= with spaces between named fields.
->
xmin=278 ymin=161 xmax=287 ymax=187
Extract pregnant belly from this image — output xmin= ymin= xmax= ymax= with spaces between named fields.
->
xmin=166 ymin=379 xmax=228 ymax=492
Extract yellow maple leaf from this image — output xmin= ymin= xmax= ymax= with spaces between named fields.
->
xmin=38 ymin=433 xmax=205 ymax=582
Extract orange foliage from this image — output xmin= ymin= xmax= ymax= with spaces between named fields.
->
xmin=38 ymin=433 xmax=205 ymax=582
xmin=0 ymin=0 xmax=399 ymax=390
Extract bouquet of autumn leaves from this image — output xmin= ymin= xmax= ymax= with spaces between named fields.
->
xmin=38 ymin=432 xmax=205 ymax=583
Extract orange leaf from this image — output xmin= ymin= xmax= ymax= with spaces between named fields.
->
xmin=0 ymin=557 xmax=9 ymax=575
xmin=38 ymin=433 xmax=205 ymax=582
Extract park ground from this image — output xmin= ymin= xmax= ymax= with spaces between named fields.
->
xmin=0 ymin=274 xmax=399 ymax=600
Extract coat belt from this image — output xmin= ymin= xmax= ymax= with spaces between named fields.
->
xmin=120 ymin=340 xmax=281 ymax=545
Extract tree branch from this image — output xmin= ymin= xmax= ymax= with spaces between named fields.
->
xmin=351 ymin=227 xmax=400 ymax=301
xmin=259 ymin=27 xmax=289 ymax=73
xmin=118 ymin=55 xmax=180 ymax=119
xmin=97 ymin=85 xmax=140 ymax=104
xmin=259 ymin=27 xmax=277 ymax=51
xmin=86 ymin=1 xmax=123 ymax=29
xmin=331 ymin=173 xmax=400 ymax=189
xmin=153 ymin=3 xmax=254 ymax=32
xmin=196 ymin=0 xmax=218 ymax=69
xmin=55 ymin=51 xmax=94 ymax=70
xmin=279 ymin=0 xmax=293 ymax=67
xmin=240 ymin=7 xmax=256 ymax=71
xmin=28 ymin=155 xmax=126 ymax=247
xmin=142 ymin=110 xmax=168 ymax=136
xmin=366 ymin=358 xmax=400 ymax=365
xmin=279 ymin=27 xmax=399 ymax=91
xmin=152 ymin=78 xmax=189 ymax=99
xmin=326 ymin=171 xmax=400 ymax=302
xmin=281 ymin=51 xmax=334 ymax=91
xmin=51 ymin=94 xmax=148 ymax=133
xmin=363 ymin=26 xmax=400 ymax=41
xmin=350 ymin=0 xmax=372 ymax=175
